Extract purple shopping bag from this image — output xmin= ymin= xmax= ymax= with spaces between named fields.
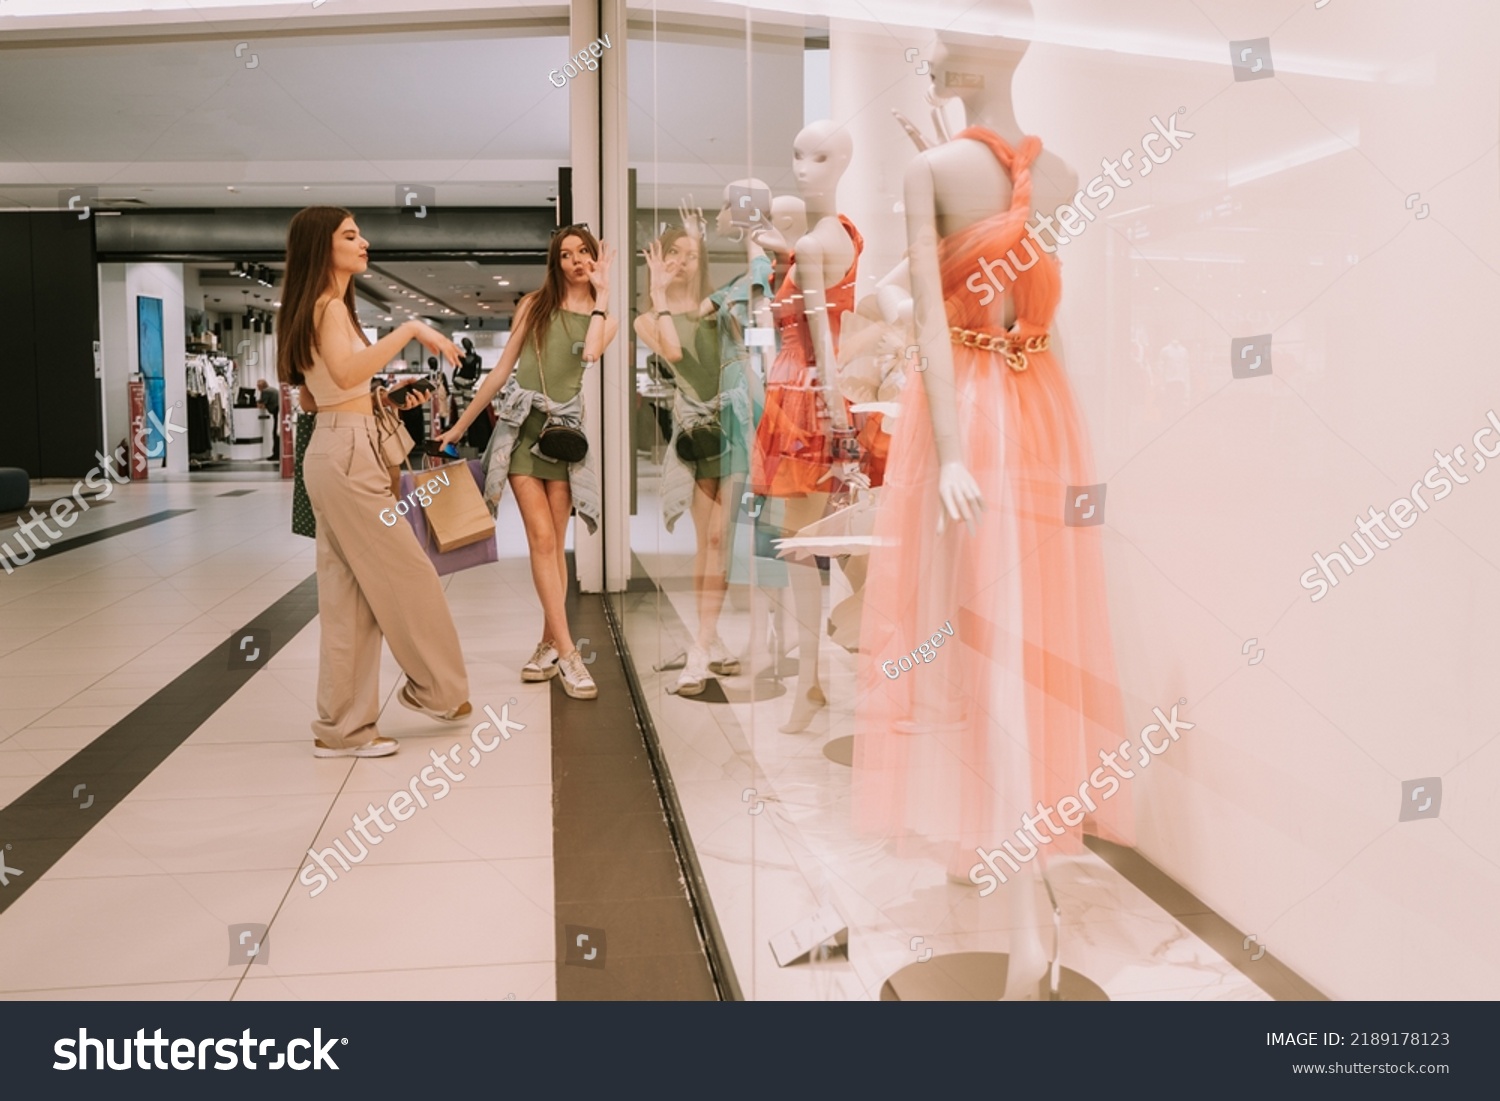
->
xmin=398 ymin=460 xmax=498 ymax=576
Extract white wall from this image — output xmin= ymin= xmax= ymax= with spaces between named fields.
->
xmin=97 ymin=261 xmax=188 ymax=475
xmin=1008 ymin=0 xmax=1500 ymax=999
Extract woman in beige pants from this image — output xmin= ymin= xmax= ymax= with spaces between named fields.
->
xmin=277 ymin=205 xmax=473 ymax=758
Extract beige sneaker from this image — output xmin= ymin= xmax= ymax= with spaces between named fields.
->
xmin=557 ymin=649 xmax=598 ymax=699
xmin=522 ymin=640 xmax=560 ymax=682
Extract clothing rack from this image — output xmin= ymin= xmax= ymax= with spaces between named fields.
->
xmin=185 ymin=352 xmax=236 ymax=460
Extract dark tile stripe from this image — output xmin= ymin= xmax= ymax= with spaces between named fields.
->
xmin=552 ymin=560 xmax=718 ymax=1000
xmin=216 ymin=490 xmax=258 ymax=497
xmin=1 ymin=509 xmax=195 ymax=566
xmin=0 ymin=574 xmax=319 ymax=916
xmin=1084 ymin=835 xmax=1328 ymax=1000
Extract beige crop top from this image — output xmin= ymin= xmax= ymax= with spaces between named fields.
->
xmin=302 ymin=300 xmax=372 ymax=407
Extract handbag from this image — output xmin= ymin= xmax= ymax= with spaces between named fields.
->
xmin=534 ymin=349 xmax=588 ymax=463
xmin=373 ymin=391 xmax=416 ymax=468
xmin=674 ymin=421 xmax=724 ymax=464
xmin=291 ymin=411 xmax=318 ymax=539
xmin=399 ymin=460 xmax=498 ymax=575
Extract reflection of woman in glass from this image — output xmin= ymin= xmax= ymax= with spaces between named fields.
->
xmin=636 ymin=221 xmax=737 ymax=695
xmin=438 ymin=226 xmax=619 ymax=700
xmin=701 ymin=183 xmax=789 ymax=671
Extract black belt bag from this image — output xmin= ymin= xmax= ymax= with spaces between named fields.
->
xmin=674 ymin=421 xmax=724 ymax=464
xmin=535 ymin=355 xmax=588 ymax=464
xmin=538 ymin=420 xmax=589 ymax=463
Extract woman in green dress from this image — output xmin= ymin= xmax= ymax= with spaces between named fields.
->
xmin=439 ymin=226 xmax=619 ymax=699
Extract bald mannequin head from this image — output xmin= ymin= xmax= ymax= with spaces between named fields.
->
xmin=792 ymin=121 xmax=854 ymax=203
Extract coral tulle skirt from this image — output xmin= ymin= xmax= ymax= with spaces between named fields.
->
xmin=852 ymin=343 xmax=1133 ymax=857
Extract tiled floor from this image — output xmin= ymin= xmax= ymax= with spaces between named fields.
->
xmin=0 ymin=466 xmax=1316 ymax=1001
xmin=0 ymin=472 xmax=710 ymax=1001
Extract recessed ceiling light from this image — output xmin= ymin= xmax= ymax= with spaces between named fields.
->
xmin=388 ymin=284 xmax=398 ymax=290
xmin=226 ymin=186 xmax=238 ymax=192
xmin=361 ymin=273 xmax=372 ymax=278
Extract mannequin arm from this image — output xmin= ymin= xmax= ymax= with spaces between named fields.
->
xmin=904 ymin=152 xmax=984 ymax=528
xmin=794 ymin=233 xmax=852 ymax=436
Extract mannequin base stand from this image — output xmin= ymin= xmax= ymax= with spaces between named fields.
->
xmin=823 ymin=735 xmax=854 ymax=766
xmin=879 ymin=953 xmax=1108 ymax=1001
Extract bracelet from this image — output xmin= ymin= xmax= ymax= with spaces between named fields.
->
xmin=656 ymin=310 xmax=673 ymax=319
xmin=590 ymin=309 xmax=607 ymax=319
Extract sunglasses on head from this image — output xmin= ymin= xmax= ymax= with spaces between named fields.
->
xmin=552 ymin=223 xmax=591 ymax=238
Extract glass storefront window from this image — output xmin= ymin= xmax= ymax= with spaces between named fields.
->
xmin=613 ymin=0 xmax=1500 ymax=1001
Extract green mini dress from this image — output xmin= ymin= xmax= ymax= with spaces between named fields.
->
xmin=510 ymin=309 xmax=591 ymax=481
xmin=669 ymin=312 xmax=724 ymax=480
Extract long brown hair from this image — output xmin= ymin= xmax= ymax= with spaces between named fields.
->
xmin=518 ymin=224 xmax=599 ymax=359
xmin=277 ymin=206 xmax=370 ymax=386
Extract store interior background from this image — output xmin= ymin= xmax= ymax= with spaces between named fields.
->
xmin=0 ymin=0 xmax=1496 ymax=1000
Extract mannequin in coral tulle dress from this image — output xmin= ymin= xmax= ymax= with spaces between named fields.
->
xmin=751 ymin=121 xmax=867 ymax=734
xmin=852 ymin=30 xmax=1132 ymax=1000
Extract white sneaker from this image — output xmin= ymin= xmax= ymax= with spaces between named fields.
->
xmin=314 ymin=736 xmax=399 ymax=758
xmin=676 ymin=646 xmax=711 ymax=697
xmin=557 ymin=649 xmax=598 ymax=699
xmin=705 ymin=638 xmax=740 ymax=677
xmin=522 ymin=640 xmax=559 ymax=682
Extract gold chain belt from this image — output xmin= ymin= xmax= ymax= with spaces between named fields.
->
xmin=949 ymin=327 xmax=1050 ymax=372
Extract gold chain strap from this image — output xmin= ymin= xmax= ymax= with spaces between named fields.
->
xmin=948 ymin=327 xmax=1050 ymax=372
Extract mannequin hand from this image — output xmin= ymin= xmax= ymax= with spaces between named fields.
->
xmin=587 ymin=240 xmax=615 ymax=297
xmin=890 ymin=109 xmax=932 ymax=152
xmin=818 ymin=461 xmax=869 ymax=495
xmin=936 ymin=460 xmax=985 ymax=536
